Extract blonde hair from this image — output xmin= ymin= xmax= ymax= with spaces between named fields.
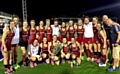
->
xmin=46 ymin=19 xmax=50 ymax=22
xmin=30 ymin=20 xmax=35 ymax=23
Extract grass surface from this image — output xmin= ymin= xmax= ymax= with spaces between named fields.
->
xmin=0 ymin=48 xmax=119 ymax=74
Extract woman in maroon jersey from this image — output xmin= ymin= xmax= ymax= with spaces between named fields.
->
xmin=19 ymin=20 xmax=29 ymax=66
xmin=40 ymin=37 xmax=49 ymax=64
xmin=59 ymin=22 xmax=67 ymax=43
xmin=29 ymin=20 xmax=37 ymax=44
xmin=1 ymin=20 xmax=15 ymax=73
xmin=69 ymin=37 xmax=81 ymax=68
xmin=45 ymin=19 xmax=52 ymax=42
xmin=67 ymin=20 xmax=75 ymax=41
xmin=48 ymin=35 xmax=61 ymax=65
xmin=37 ymin=20 xmax=45 ymax=43
xmin=96 ymin=23 xmax=107 ymax=67
xmin=75 ymin=19 xmax=84 ymax=60
xmin=92 ymin=17 xmax=101 ymax=62
xmin=61 ymin=37 xmax=70 ymax=64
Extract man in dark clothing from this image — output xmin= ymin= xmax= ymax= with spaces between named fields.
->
xmin=107 ymin=19 xmax=120 ymax=72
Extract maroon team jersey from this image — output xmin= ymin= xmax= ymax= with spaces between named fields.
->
xmin=68 ymin=26 xmax=75 ymax=38
xmin=69 ymin=43 xmax=80 ymax=57
xmin=77 ymin=26 xmax=84 ymax=40
xmin=93 ymin=26 xmax=97 ymax=38
xmin=5 ymin=30 xmax=14 ymax=44
xmin=60 ymin=28 xmax=67 ymax=38
xmin=63 ymin=45 xmax=69 ymax=54
xmin=4 ymin=28 xmax=14 ymax=51
xmin=29 ymin=29 xmax=36 ymax=44
xmin=20 ymin=28 xmax=28 ymax=42
xmin=50 ymin=43 xmax=54 ymax=53
xmin=41 ymin=43 xmax=48 ymax=53
xmin=46 ymin=28 xmax=52 ymax=42
xmin=37 ymin=28 xmax=45 ymax=43
xmin=97 ymin=30 xmax=104 ymax=44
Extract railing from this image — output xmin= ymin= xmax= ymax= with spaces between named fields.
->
xmin=0 ymin=11 xmax=13 ymax=18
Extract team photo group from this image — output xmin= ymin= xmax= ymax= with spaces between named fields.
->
xmin=0 ymin=14 xmax=120 ymax=74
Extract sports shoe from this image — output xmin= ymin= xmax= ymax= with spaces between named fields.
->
xmin=107 ymin=67 xmax=116 ymax=72
xmin=0 ymin=58 xmax=3 ymax=61
xmin=62 ymin=60 xmax=65 ymax=64
xmin=87 ymin=57 xmax=91 ymax=61
xmin=72 ymin=60 xmax=76 ymax=65
xmin=115 ymin=66 xmax=119 ymax=70
xmin=5 ymin=68 xmax=11 ymax=74
xmin=23 ymin=63 xmax=27 ymax=67
xmin=14 ymin=64 xmax=20 ymax=70
xmin=96 ymin=59 xmax=100 ymax=64
xmin=68 ymin=60 xmax=71 ymax=64
xmin=43 ymin=62 xmax=46 ymax=65
xmin=99 ymin=62 xmax=106 ymax=67
xmin=76 ymin=62 xmax=78 ymax=68
xmin=30 ymin=62 xmax=34 ymax=68
xmin=34 ymin=62 xmax=38 ymax=66
xmin=81 ymin=56 xmax=84 ymax=60
xmin=91 ymin=58 xmax=94 ymax=62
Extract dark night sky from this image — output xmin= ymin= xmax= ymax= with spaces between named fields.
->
xmin=0 ymin=0 xmax=120 ymax=23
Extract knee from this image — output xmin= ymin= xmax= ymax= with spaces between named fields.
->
xmin=42 ymin=54 xmax=47 ymax=58
xmin=54 ymin=56 xmax=59 ymax=61
xmin=38 ymin=57 xmax=42 ymax=61
xmin=30 ymin=56 xmax=36 ymax=61
xmin=65 ymin=53 xmax=70 ymax=59
xmin=61 ymin=54 xmax=64 ymax=58
xmin=72 ymin=55 xmax=76 ymax=59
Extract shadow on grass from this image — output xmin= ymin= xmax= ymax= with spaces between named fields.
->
xmin=59 ymin=69 xmax=73 ymax=74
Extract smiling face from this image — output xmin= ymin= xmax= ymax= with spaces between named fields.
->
xmin=23 ymin=21 xmax=28 ymax=28
xmin=43 ymin=37 xmax=47 ymax=43
xmin=33 ymin=39 xmax=38 ymax=46
xmin=9 ymin=20 xmax=15 ymax=28
xmin=62 ymin=38 xmax=67 ymax=44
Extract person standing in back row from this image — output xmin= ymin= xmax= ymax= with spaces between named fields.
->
xmin=11 ymin=15 xmax=20 ymax=65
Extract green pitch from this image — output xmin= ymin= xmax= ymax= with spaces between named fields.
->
xmin=0 ymin=48 xmax=119 ymax=74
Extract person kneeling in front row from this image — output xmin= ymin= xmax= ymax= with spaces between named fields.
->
xmin=28 ymin=38 xmax=42 ymax=68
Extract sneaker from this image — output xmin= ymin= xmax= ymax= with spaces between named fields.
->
xmin=72 ymin=60 xmax=76 ymax=65
xmin=62 ymin=60 xmax=65 ymax=64
xmin=87 ymin=57 xmax=91 ymax=61
xmin=34 ymin=62 xmax=38 ymax=66
xmin=99 ymin=62 xmax=106 ymax=67
xmin=43 ymin=62 xmax=46 ymax=65
xmin=68 ymin=60 xmax=71 ymax=64
xmin=5 ymin=68 xmax=11 ymax=74
xmin=30 ymin=61 xmax=34 ymax=68
xmin=96 ymin=59 xmax=100 ymax=64
xmin=0 ymin=58 xmax=3 ymax=61
xmin=81 ymin=56 xmax=84 ymax=60
xmin=23 ymin=62 xmax=27 ymax=67
xmin=107 ymin=67 xmax=116 ymax=72
xmin=91 ymin=58 xmax=94 ymax=62
xmin=14 ymin=64 xmax=20 ymax=70
xmin=76 ymin=62 xmax=78 ymax=68
xmin=115 ymin=66 xmax=119 ymax=70
xmin=93 ymin=58 xmax=97 ymax=62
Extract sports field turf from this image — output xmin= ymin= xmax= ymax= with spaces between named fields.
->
xmin=0 ymin=48 xmax=120 ymax=74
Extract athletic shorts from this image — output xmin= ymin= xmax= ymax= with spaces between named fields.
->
xmin=72 ymin=51 xmax=80 ymax=57
xmin=83 ymin=38 xmax=93 ymax=44
xmin=112 ymin=46 xmax=120 ymax=58
xmin=19 ymin=41 xmax=28 ymax=48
